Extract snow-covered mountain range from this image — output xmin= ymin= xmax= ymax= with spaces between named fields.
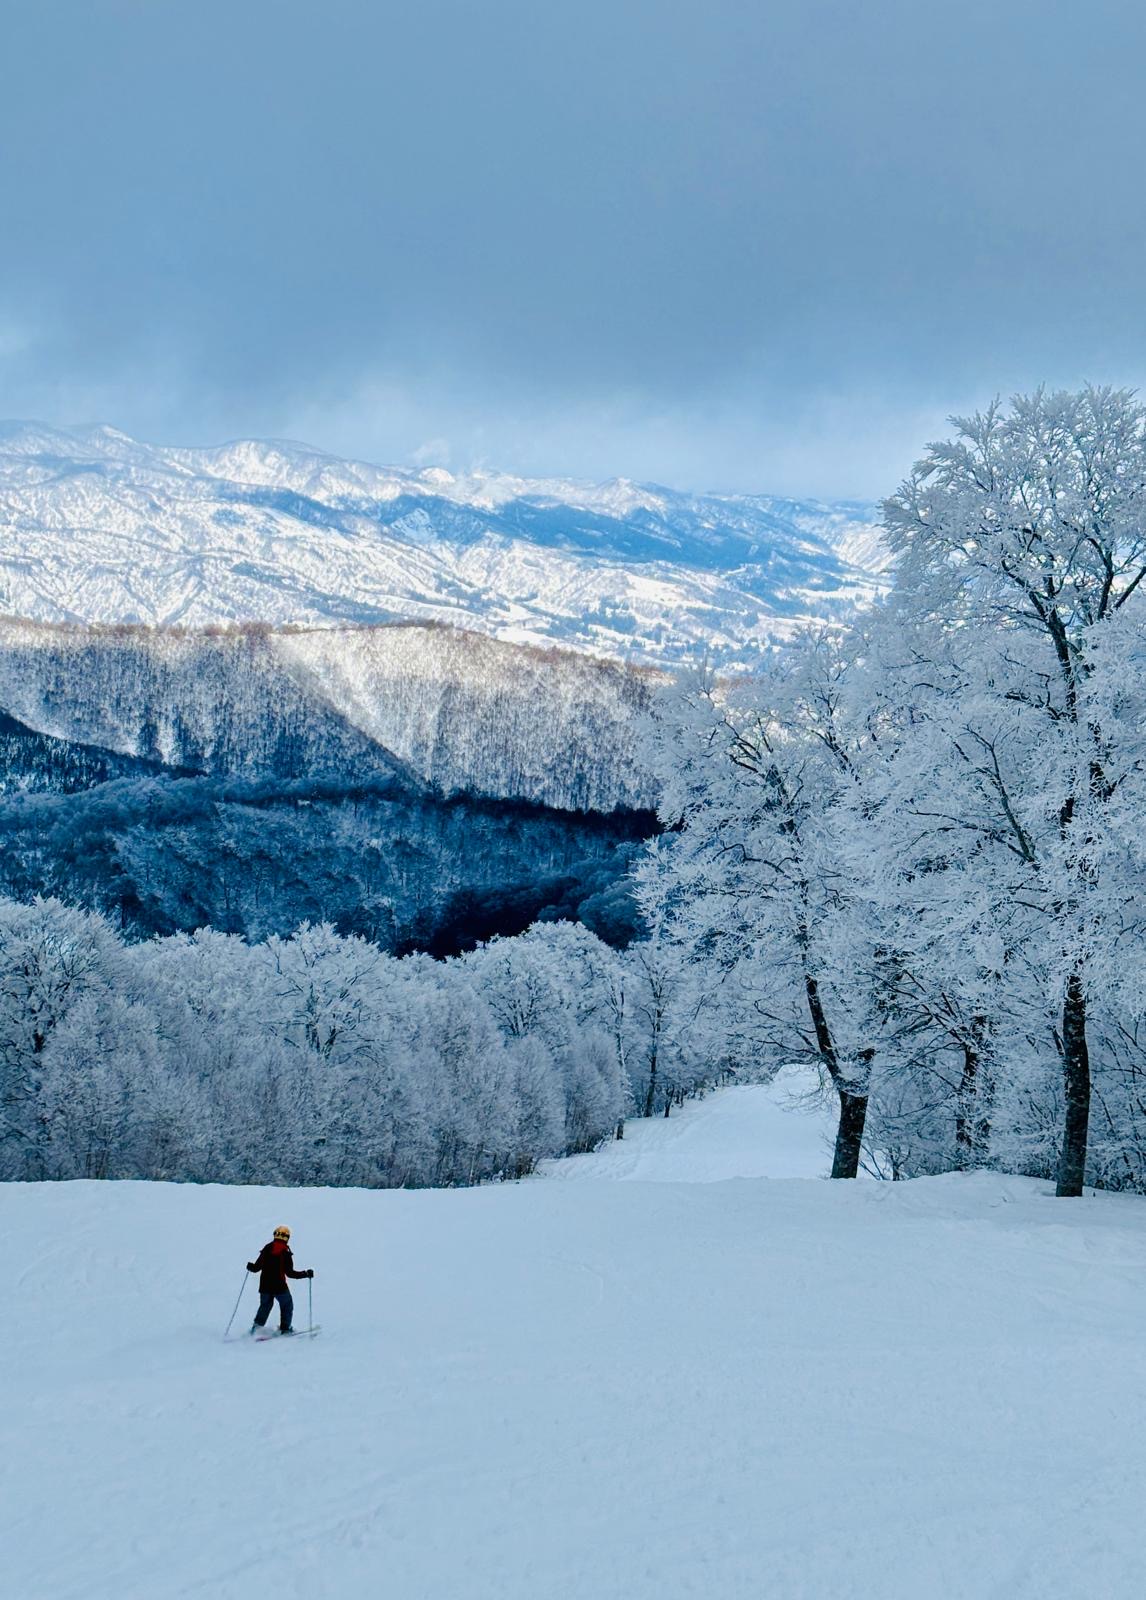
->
xmin=0 ymin=424 xmax=886 ymax=947
xmin=0 ymin=423 xmax=887 ymax=668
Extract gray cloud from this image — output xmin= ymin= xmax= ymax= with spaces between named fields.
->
xmin=2 ymin=0 xmax=1144 ymax=495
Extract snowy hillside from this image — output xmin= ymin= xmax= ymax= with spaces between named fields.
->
xmin=0 ymin=618 xmax=661 ymax=812
xmin=6 ymin=1081 xmax=1146 ymax=1600
xmin=0 ymin=422 xmax=885 ymax=667
xmin=0 ymin=620 xmax=657 ymax=945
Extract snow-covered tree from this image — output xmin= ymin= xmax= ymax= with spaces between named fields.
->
xmin=638 ymin=634 xmax=884 ymax=1176
xmin=39 ymin=992 xmax=166 ymax=1179
xmin=882 ymin=386 xmax=1146 ymax=1194
xmin=459 ymin=923 xmax=627 ymax=1151
xmin=0 ymin=897 xmax=126 ymax=1179
xmin=0 ymin=891 xmax=654 ymax=1190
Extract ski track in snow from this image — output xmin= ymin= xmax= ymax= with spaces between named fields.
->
xmin=538 ymin=1075 xmax=836 ymax=1183
xmin=5 ymin=1076 xmax=1146 ymax=1599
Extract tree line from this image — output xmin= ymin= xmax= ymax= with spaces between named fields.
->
xmin=0 ymin=901 xmax=725 ymax=1186
xmin=0 ymin=770 xmax=647 ymax=953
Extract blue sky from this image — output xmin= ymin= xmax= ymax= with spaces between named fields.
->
xmin=2 ymin=0 xmax=1144 ymax=496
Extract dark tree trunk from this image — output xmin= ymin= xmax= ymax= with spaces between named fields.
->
xmin=954 ymin=1045 xmax=977 ymax=1165
xmin=804 ymin=970 xmax=869 ymax=1179
xmin=642 ymin=1054 xmax=658 ymax=1119
xmin=831 ymin=1089 xmax=868 ymax=1179
xmin=1056 ymin=971 xmax=1091 ymax=1197
xmin=955 ymin=1023 xmax=992 ymax=1168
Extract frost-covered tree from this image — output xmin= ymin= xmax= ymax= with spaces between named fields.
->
xmin=883 ymin=386 xmax=1146 ymax=1194
xmin=638 ymin=635 xmax=884 ymax=1176
xmin=39 ymin=992 xmax=165 ymax=1179
xmin=0 ymin=892 xmax=645 ymax=1189
xmin=130 ymin=927 xmax=294 ymax=1181
xmin=459 ymin=923 xmax=627 ymax=1151
xmin=0 ymin=898 xmax=126 ymax=1179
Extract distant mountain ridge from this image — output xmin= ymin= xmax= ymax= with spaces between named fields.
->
xmin=0 ymin=422 xmax=887 ymax=668
xmin=0 ymin=618 xmax=660 ymax=814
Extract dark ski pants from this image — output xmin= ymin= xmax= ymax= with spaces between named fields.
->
xmin=254 ymin=1290 xmax=293 ymax=1331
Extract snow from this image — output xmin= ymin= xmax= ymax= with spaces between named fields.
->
xmin=7 ymin=1078 xmax=1146 ymax=1599
xmin=541 ymin=1073 xmax=836 ymax=1181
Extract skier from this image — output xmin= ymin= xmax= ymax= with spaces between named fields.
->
xmin=246 ymin=1225 xmax=314 ymax=1335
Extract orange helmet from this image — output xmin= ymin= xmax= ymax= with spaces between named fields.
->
xmin=273 ymin=1225 xmax=291 ymax=1240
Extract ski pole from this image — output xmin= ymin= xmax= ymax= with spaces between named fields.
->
xmin=308 ymin=1274 xmax=313 ymax=1334
xmin=223 ymin=1270 xmax=249 ymax=1340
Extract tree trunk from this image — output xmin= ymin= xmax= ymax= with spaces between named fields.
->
xmin=803 ymin=970 xmax=869 ymax=1179
xmin=831 ymin=1089 xmax=868 ymax=1179
xmin=955 ymin=1023 xmax=991 ymax=1168
xmin=1056 ymin=970 xmax=1091 ymax=1197
xmin=642 ymin=1053 xmax=658 ymax=1119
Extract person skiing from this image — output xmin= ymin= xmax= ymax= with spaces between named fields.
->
xmin=246 ymin=1225 xmax=314 ymax=1335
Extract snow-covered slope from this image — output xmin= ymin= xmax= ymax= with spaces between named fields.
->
xmin=541 ymin=1072 xmax=836 ymax=1181
xmin=5 ymin=1082 xmax=1146 ymax=1600
xmin=0 ymin=618 xmax=661 ymax=812
xmin=274 ymin=624 xmax=661 ymax=810
xmin=0 ymin=422 xmax=886 ymax=667
xmin=0 ymin=619 xmax=420 ymax=789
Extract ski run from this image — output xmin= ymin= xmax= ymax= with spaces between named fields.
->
xmin=5 ymin=1074 xmax=1146 ymax=1599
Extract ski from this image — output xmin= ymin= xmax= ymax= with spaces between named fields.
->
xmin=253 ymin=1325 xmax=322 ymax=1342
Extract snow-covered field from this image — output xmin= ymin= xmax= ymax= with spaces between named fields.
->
xmin=6 ymin=1080 xmax=1146 ymax=1599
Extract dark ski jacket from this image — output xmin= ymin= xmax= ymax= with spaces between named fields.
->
xmin=247 ymin=1240 xmax=307 ymax=1296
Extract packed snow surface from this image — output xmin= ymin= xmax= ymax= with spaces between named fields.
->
xmin=6 ymin=1079 xmax=1146 ymax=1599
xmin=541 ymin=1075 xmax=836 ymax=1181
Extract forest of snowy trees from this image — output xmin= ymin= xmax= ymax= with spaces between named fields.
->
xmin=640 ymin=387 xmax=1146 ymax=1195
xmin=5 ymin=386 xmax=1146 ymax=1196
xmin=0 ymin=768 xmax=646 ymax=952
xmin=0 ymin=901 xmax=728 ymax=1185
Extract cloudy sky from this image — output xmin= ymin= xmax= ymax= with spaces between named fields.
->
xmin=2 ymin=0 xmax=1144 ymax=496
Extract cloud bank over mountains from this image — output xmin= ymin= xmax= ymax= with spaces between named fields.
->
xmin=3 ymin=1 xmax=1144 ymax=493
